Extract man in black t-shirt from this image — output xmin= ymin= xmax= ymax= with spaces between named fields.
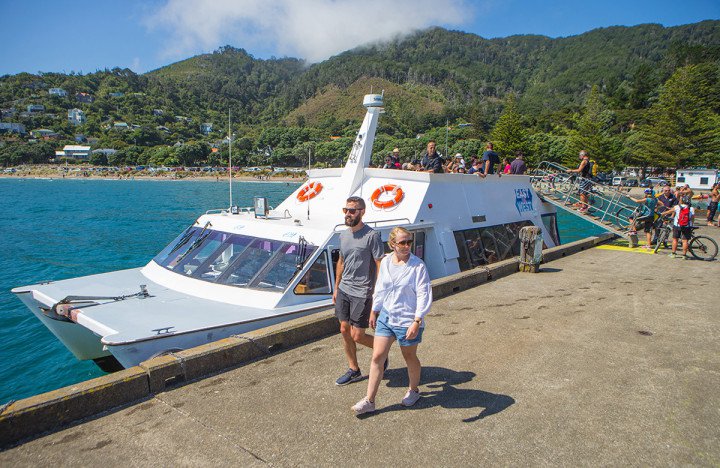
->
xmin=478 ymin=142 xmax=500 ymax=177
xmin=419 ymin=140 xmax=445 ymax=173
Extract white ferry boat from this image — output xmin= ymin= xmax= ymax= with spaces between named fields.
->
xmin=12 ymin=94 xmax=560 ymax=371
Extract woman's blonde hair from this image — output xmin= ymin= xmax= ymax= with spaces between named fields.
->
xmin=388 ymin=226 xmax=412 ymax=248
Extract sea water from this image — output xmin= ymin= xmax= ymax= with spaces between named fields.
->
xmin=0 ymin=178 xmax=603 ymax=404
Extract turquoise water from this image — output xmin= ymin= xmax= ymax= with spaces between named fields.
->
xmin=0 ymin=178 xmax=603 ymax=404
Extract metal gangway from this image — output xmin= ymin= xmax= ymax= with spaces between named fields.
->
xmin=530 ymin=161 xmax=643 ymax=240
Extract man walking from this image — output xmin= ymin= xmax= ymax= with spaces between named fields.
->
xmin=334 ymin=196 xmax=386 ymax=385
xmin=567 ymin=150 xmax=592 ymax=212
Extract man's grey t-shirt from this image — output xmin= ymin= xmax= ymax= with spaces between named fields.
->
xmin=339 ymin=224 xmax=384 ymax=298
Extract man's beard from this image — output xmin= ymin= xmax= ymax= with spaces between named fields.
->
xmin=345 ymin=216 xmax=360 ymax=227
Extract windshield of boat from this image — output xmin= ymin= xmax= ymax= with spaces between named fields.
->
xmin=153 ymin=227 xmax=317 ymax=291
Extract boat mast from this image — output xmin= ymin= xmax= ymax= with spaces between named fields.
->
xmin=228 ymin=109 xmax=233 ymax=208
xmin=337 ymin=93 xmax=384 ymax=197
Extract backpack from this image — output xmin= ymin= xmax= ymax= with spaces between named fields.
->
xmin=677 ymin=205 xmax=690 ymax=227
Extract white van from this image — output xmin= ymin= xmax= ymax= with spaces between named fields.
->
xmin=612 ymin=176 xmax=627 ymax=186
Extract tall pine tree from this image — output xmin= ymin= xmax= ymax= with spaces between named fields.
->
xmin=489 ymin=94 xmax=528 ymax=160
xmin=627 ymin=63 xmax=720 ymax=168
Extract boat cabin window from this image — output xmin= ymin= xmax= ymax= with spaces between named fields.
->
xmin=453 ymin=221 xmax=533 ymax=271
xmin=153 ymin=228 xmax=316 ymax=291
xmin=294 ymin=251 xmax=332 ymax=295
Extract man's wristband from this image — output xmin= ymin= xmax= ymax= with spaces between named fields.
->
xmin=413 ymin=318 xmax=422 ymax=324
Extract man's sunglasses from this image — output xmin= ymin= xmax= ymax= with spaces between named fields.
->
xmin=395 ymin=239 xmax=413 ymax=246
xmin=342 ymin=208 xmax=362 ymax=214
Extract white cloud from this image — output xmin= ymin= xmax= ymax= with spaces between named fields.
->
xmin=146 ymin=0 xmax=473 ymax=63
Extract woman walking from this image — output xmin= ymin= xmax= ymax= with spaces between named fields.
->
xmin=352 ymin=227 xmax=433 ymax=415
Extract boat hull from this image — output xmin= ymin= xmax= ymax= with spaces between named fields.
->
xmin=105 ymin=305 xmax=329 ymax=368
xmin=15 ymin=292 xmax=111 ymax=361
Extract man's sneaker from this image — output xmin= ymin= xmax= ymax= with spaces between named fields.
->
xmin=335 ymin=368 xmax=362 ymax=386
xmin=352 ymin=397 xmax=376 ymax=415
xmin=668 ymin=252 xmax=677 ymax=258
xmin=681 ymin=254 xmax=689 ymax=260
xmin=401 ymin=389 xmax=421 ymax=407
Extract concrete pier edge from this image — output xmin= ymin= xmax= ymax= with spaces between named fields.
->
xmin=0 ymin=232 xmax=614 ymax=448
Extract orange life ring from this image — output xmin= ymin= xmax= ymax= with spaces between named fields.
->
xmin=297 ymin=181 xmax=323 ymax=202
xmin=371 ymin=184 xmax=404 ymax=209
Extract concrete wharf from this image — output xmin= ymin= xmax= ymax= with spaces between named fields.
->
xmin=1 ymin=227 xmax=719 ymax=466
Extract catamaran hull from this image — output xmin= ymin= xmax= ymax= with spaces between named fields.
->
xmin=105 ymin=305 xmax=330 ymax=369
xmin=14 ymin=289 xmax=332 ymax=370
xmin=15 ymin=292 xmax=110 ymax=361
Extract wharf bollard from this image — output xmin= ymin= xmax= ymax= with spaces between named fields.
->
xmin=519 ymin=226 xmax=543 ymax=273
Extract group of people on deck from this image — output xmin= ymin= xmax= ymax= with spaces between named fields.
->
xmin=381 ymin=141 xmax=527 ymax=176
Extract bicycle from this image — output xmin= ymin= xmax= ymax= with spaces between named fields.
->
xmin=653 ymin=218 xmax=718 ymax=260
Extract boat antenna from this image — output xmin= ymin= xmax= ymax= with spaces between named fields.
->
xmin=228 ymin=108 xmax=233 ymax=209
xmin=445 ymin=118 xmax=449 ymax=158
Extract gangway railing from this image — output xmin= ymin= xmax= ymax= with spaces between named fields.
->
xmin=530 ymin=161 xmax=644 ymax=239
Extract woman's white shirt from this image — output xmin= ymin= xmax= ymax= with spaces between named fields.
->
xmin=372 ymin=253 xmax=432 ymax=327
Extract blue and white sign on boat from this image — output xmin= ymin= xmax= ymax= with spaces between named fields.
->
xmin=515 ymin=188 xmax=534 ymax=214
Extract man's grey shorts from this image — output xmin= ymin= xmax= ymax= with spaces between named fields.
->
xmin=335 ymin=288 xmax=372 ymax=329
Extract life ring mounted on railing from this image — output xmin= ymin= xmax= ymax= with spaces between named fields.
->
xmin=297 ymin=181 xmax=323 ymax=202
xmin=371 ymin=184 xmax=404 ymax=209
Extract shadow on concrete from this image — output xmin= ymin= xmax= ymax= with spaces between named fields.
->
xmin=362 ymin=366 xmax=514 ymax=422
xmin=539 ymin=267 xmax=563 ymax=273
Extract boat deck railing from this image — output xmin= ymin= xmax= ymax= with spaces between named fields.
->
xmin=530 ymin=161 xmax=643 ymax=239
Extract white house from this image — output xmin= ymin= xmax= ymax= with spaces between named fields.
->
xmin=49 ymin=88 xmax=68 ymax=97
xmin=68 ymin=108 xmax=86 ymax=125
xmin=60 ymin=145 xmax=91 ymax=159
xmin=675 ymin=169 xmax=718 ymax=190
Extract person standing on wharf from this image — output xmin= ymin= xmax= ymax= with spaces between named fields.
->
xmin=334 ymin=196 xmax=386 ymax=385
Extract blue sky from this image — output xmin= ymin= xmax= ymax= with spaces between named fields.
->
xmin=0 ymin=0 xmax=717 ymax=76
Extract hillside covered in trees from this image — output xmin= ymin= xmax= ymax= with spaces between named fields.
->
xmin=1 ymin=21 xmax=718 ymax=172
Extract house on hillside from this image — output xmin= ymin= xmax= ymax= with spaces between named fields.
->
xmin=30 ymin=128 xmax=59 ymax=139
xmin=49 ymin=88 xmax=68 ymax=97
xmin=68 ymin=108 xmax=86 ymax=125
xmin=0 ymin=123 xmax=26 ymax=134
xmin=58 ymin=145 xmax=91 ymax=160
xmin=152 ymin=109 xmax=164 ymax=116
xmin=109 ymin=92 xmax=124 ymax=98
xmin=113 ymin=122 xmax=129 ymax=131
xmin=200 ymin=123 xmax=213 ymax=135
xmin=27 ymin=104 xmax=45 ymax=113
xmin=75 ymin=92 xmax=94 ymax=103
xmin=91 ymin=148 xmax=117 ymax=158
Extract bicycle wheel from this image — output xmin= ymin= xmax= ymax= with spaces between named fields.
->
xmin=688 ymin=235 xmax=718 ymax=261
xmin=654 ymin=228 xmax=669 ymax=253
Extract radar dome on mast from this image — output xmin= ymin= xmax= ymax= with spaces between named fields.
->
xmin=363 ymin=93 xmax=384 ymax=108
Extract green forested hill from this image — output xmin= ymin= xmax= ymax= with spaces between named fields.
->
xmin=1 ymin=21 xmax=719 ymax=170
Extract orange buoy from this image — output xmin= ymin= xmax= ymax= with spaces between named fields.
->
xmin=371 ymin=184 xmax=404 ymax=209
xmin=297 ymin=181 xmax=323 ymax=202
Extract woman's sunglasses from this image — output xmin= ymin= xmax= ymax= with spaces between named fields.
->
xmin=395 ymin=239 xmax=413 ymax=246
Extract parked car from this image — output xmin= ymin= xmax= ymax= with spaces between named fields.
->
xmin=626 ymin=179 xmax=639 ymax=187
xmin=612 ymin=176 xmax=628 ymax=186
xmin=640 ymin=177 xmax=668 ymax=187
